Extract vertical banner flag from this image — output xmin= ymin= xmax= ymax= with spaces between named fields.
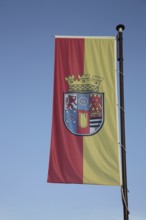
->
xmin=48 ymin=37 xmax=121 ymax=185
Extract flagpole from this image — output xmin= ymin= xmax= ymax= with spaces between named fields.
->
xmin=116 ymin=24 xmax=129 ymax=220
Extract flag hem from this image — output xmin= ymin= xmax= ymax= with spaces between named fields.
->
xmin=55 ymin=35 xmax=116 ymax=39
xmin=114 ymin=39 xmax=122 ymax=186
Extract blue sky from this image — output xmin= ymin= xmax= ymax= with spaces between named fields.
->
xmin=0 ymin=0 xmax=146 ymax=220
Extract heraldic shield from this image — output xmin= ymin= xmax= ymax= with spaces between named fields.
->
xmin=64 ymin=92 xmax=104 ymax=136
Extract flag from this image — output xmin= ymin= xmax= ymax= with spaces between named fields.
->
xmin=48 ymin=37 xmax=121 ymax=185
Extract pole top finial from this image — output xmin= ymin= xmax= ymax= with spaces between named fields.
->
xmin=116 ymin=24 xmax=125 ymax=32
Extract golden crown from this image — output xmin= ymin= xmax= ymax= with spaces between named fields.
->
xmin=65 ymin=74 xmax=103 ymax=92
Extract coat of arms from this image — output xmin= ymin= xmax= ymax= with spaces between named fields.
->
xmin=64 ymin=74 xmax=104 ymax=136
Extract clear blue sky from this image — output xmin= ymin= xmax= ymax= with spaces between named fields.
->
xmin=0 ymin=0 xmax=146 ymax=220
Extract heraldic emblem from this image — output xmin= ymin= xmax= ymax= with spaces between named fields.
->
xmin=64 ymin=74 xmax=104 ymax=136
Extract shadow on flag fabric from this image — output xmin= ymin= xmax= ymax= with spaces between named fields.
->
xmin=48 ymin=37 xmax=121 ymax=185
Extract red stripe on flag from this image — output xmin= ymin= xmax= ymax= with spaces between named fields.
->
xmin=48 ymin=38 xmax=84 ymax=183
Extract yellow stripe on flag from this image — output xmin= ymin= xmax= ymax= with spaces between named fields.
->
xmin=83 ymin=38 xmax=121 ymax=185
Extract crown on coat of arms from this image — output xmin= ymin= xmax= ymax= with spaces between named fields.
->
xmin=65 ymin=74 xmax=103 ymax=92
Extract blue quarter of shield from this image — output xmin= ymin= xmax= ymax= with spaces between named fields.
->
xmin=77 ymin=94 xmax=90 ymax=111
xmin=64 ymin=109 xmax=77 ymax=133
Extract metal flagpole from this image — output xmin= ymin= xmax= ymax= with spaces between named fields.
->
xmin=116 ymin=24 xmax=129 ymax=220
